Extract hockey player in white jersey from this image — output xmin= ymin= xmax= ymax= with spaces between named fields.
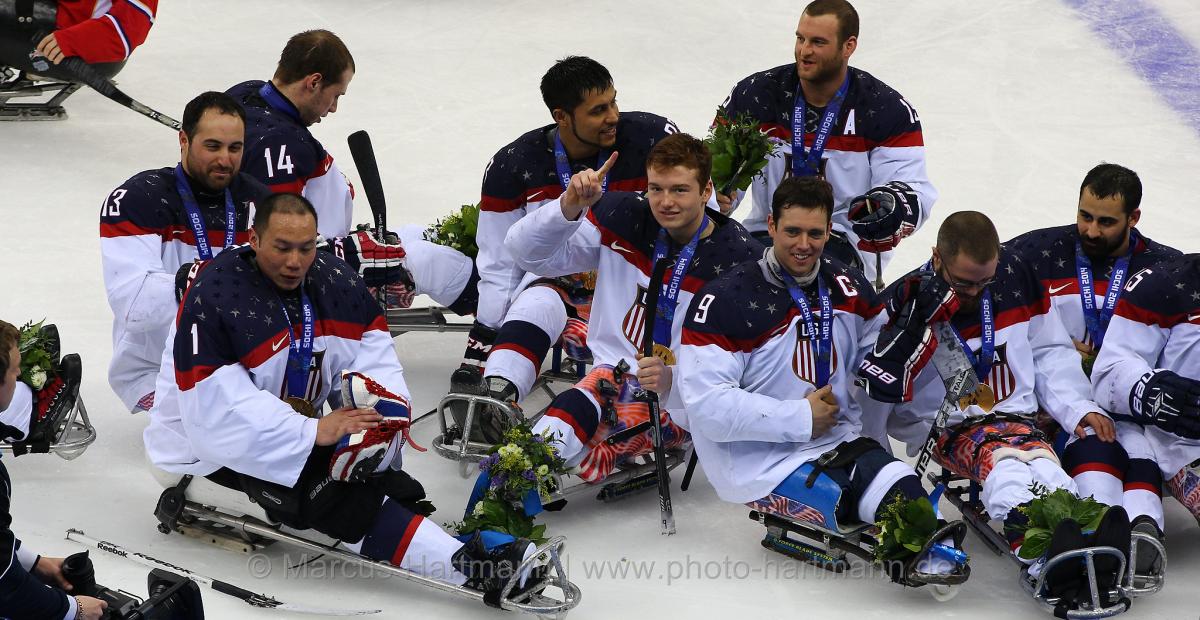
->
xmin=499 ymin=133 xmax=761 ymax=485
xmin=101 ymin=91 xmax=412 ymax=414
xmin=143 ymin=194 xmax=545 ymax=602
xmin=718 ymin=0 xmax=935 ymax=283
xmin=1007 ymin=163 xmax=1179 ymax=575
xmin=858 ymin=211 xmax=1136 ymax=613
xmin=678 ymin=176 xmax=968 ymax=589
xmin=1092 ymin=254 xmax=1200 ymax=530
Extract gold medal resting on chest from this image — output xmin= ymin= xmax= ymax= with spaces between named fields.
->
xmin=284 ymin=396 xmax=319 ymax=419
xmin=958 ymin=383 xmax=996 ymax=413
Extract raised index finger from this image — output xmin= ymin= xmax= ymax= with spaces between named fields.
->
xmin=596 ymin=151 xmax=619 ymax=180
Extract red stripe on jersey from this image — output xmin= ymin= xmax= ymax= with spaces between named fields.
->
xmin=391 ymin=515 xmax=425 ymax=566
xmin=1114 ymin=301 xmax=1188 ymax=329
xmin=607 ymin=178 xmax=648 ymax=192
xmin=1069 ymin=462 xmax=1123 ymax=479
xmin=318 ymin=319 xmax=372 ymax=342
xmin=878 ymin=130 xmax=924 ymax=148
xmin=1123 ymin=481 xmax=1162 ymax=495
xmin=546 ymin=405 xmax=590 ymax=443
xmin=100 ymin=220 xmax=158 ymax=238
xmin=267 ymin=154 xmax=335 ymax=195
xmin=175 ymin=363 xmax=220 ymax=391
xmin=269 ymin=179 xmax=306 ymax=194
xmin=366 ymin=315 xmax=390 ymax=333
xmin=1044 ymin=277 xmax=1111 ymax=297
xmin=493 ymin=342 xmax=542 ymax=368
xmin=956 ymin=298 xmax=1049 ymax=340
xmin=481 ymin=184 xmax=562 ymax=213
xmin=239 ymin=320 xmax=372 ymax=370
xmin=753 ymin=123 xmax=878 ymax=153
xmin=160 ymin=225 xmax=253 ymax=248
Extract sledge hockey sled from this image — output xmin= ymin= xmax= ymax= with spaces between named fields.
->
xmin=1 ymin=389 xmax=96 ymax=460
xmin=748 ymin=461 xmax=969 ymax=601
xmin=0 ymin=67 xmax=81 ymax=121
xmin=149 ymin=467 xmax=582 ymax=617
xmin=930 ymin=470 xmax=1166 ymax=618
xmin=386 ymin=305 xmax=473 ymax=336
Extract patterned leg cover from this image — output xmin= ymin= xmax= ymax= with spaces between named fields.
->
xmin=537 ymin=365 xmax=689 ymax=484
xmin=486 ymin=278 xmax=594 ymax=400
xmin=935 ymin=417 xmax=1056 ymax=482
xmin=1166 ymin=464 xmax=1200 ymax=525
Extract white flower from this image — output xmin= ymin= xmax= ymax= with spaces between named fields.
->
xmin=537 ymin=464 xmax=549 ymax=477
xmin=29 ymin=367 xmax=47 ymax=390
xmin=472 ymin=502 xmax=485 ymax=517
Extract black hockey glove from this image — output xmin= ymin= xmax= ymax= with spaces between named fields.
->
xmin=858 ymin=272 xmax=958 ymax=403
xmin=847 ymin=181 xmax=919 ymax=252
xmin=1130 ymin=369 xmax=1200 ymax=439
xmin=174 ymin=259 xmax=211 ymax=303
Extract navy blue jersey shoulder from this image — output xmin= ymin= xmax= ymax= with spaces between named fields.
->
xmin=886 ymin=251 xmax=1043 ymax=331
xmin=226 ymin=80 xmax=324 ymax=183
xmin=725 ymin=64 xmax=918 ymax=142
xmin=1120 ymin=253 xmax=1200 ymax=316
xmin=181 ymin=246 xmax=381 ymax=361
xmin=1006 ymin=225 xmax=1182 ymax=282
xmin=109 ymin=167 xmax=266 ymax=231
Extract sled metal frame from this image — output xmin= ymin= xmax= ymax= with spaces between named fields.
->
xmin=0 ymin=70 xmax=80 ymax=121
xmin=0 ymin=395 xmax=96 ymax=460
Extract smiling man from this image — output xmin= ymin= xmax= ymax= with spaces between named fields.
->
xmin=497 ymin=133 xmax=760 ymax=486
xmin=450 ymin=56 xmax=683 ymax=440
xmin=1006 ymin=163 xmax=1180 ymax=574
xmin=716 ymin=0 xmax=934 ymax=284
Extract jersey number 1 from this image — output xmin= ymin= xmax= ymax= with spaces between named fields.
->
xmin=263 ymin=145 xmax=296 ymax=179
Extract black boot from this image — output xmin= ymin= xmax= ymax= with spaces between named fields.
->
xmin=25 ymin=353 xmax=81 ymax=448
xmin=1129 ymin=514 xmax=1165 ymax=579
xmin=1041 ymin=518 xmax=1087 ymax=610
xmin=1090 ymin=506 xmax=1132 ymax=607
xmin=40 ymin=323 xmax=61 ymax=364
xmin=452 ymin=533 xmax=539 ymax=607
xmin=447 ymin=366 xmax=509 ymax=444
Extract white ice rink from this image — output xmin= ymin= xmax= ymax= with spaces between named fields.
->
xmin=2 ymin=0 xmax=1199 ymax=617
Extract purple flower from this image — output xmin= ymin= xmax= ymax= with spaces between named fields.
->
xmin=490 ymin=473 xmax=507 ymax=489
xmin=533 ymin=435 xmax=545 ymax=443
xmin=522 ymin=470 xmax=537 ymax=481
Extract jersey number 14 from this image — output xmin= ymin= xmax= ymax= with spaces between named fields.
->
xmin=263 ymin=145 xmax=296 ymax=178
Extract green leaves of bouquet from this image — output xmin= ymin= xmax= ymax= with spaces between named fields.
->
xmin=874 ymin=496 xmax=938 ymax=562
xmin=1007 ymin=483 xmax=1107 ymax=560
xmin=452 ymin=423 xmax=568 ymax=546
xmin=17 ymin=320 xmax=54 ymax=390
xmin=424 ymin=203 xmax=480 ymax=259
xmin=705 ymin=107 xmax=778 ymax=194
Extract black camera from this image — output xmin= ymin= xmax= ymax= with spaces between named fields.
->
xmin=62 ymin=551 xmax=205 ymax=620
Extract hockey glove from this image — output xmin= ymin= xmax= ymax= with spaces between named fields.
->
xmin=1130 ymin=369 xmax=1200 ymax=439
xmin=848 ymin=181 xmax=919 ymax=252
xmin=858 ymin=273 xmax=958 ymax=403
xmin=336 ymin=229 xmax=416 ymax=289
xmin=174 ymin=259 xmax=211 ymax=303
xmin=331 ymin=370 xmax=425 ymax=483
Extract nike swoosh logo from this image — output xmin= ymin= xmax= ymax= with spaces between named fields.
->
xmin=271 ymin=335 xmax=289 ymax=352
xmin=1189 ymin=314 xmax=1200 ymax=322
xmin=527 ymin=191 xmax=544 ymax=202
xmin=609 ymin=241 xmax=632 ymax=254
xmin=1048 ymin=283 xmax=1071 ymax=294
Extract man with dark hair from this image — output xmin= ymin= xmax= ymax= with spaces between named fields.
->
xmin=225 ymin=29 xmax=477 ymax=316
xmin=101 ymin=91 xmax=407 ymax=414
xmin=858 ymin=211 xmax=1133 ymax=609
xmin=717 ymin=0 xmax=934 ymax=284
xmin=453 ymin=55 xmax=684 ymax=439
xmin=143 ymin=196 xmax=539 ymax=600
xmin=0 ymin=320 xmax=106 ymax=619
xmin=677 ymin=177 xmax=968 ymax=589
xmin=497 ymin=133 xmax=760 ymax=486
xmin=1007 ymin=163 xmax=1180 ymax=572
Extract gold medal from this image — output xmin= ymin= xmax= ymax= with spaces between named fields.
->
xmin=957 ymin=383 xmax=996 ymax=413
xmin=284 ymin=396 xmax=319 ymax=419
xmin=652 ymin=343 xmax=676 ymax=365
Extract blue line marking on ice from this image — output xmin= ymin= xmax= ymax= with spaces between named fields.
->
xmin=1063 ymin=0 xmax=1200 ymax=136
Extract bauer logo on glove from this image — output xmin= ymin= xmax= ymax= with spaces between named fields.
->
xmin=330 ymin=370 xmax=425 ymax=483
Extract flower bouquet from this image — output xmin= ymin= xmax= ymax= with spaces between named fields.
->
xmin=425 ymin=203 xmax=480 ymax=259
xmin=705 ymin=106 xmax=778 ymax=195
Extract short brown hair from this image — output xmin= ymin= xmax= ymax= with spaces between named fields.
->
xmin=253 ymin=193 xmax=318 ymax=233
xmin=771 ymin=176 xmax=833 ymax=225
xmin=645 ymin=133 xmax=712 ymax=189
xmin=803 ymin=0 xmax=860 ymax=44
xmin=0 ymin=320 xmax=17 ymax=382
xmin=936 ymin=211 xmax=999 ymax=264
xmin=273 ymin=30 xmax=355 ymax=86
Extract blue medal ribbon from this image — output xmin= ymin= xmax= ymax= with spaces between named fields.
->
xmin=774 ymin=266 xmax=833 ymax=387
xmin=651 ymin=217 xmax=710 ymax=348
xmin=257 ymin=82 xmax=302 ymax=123
xmin=553 ymin=131 xmax=609 ymax=192
xmin=279 ymin=288 xmax=315 ymax=399
xmin=951 ymin=290 xmax=994 ymax=381
xmin=174 ymin=164 xmax=236 ymax=261
xmin=791 ymin=74 xmax=849 ymax=177
xmin=1074 ymin=232 xmax=1134 ymax=349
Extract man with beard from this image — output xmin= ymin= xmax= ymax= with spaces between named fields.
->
xmin=715 ymin=0 xmax=935 ymax=285
xmin=1007 ymin=163 xmax=1180 ymax=574
xmin=858 ymin=212 xmax=1132 ymax=612
xmin=101 ymin=91 xmax=408 ymax=413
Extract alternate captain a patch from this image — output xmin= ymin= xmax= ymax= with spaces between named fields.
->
xmin=792 ymin=319 xmax=839 ymax=385
xmin=983 ymin=343 xmax=1016 ymax=404
xmin=622 ymin=284 xmax=650 ymax=349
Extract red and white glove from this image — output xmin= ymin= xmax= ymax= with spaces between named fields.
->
xmin=330 ymin=370 xmax=425 ymax=483
xmin=847 ymin=182 xmax=919 ymax=252
xmin=336 ymin=229 xmax=415 ymax=289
